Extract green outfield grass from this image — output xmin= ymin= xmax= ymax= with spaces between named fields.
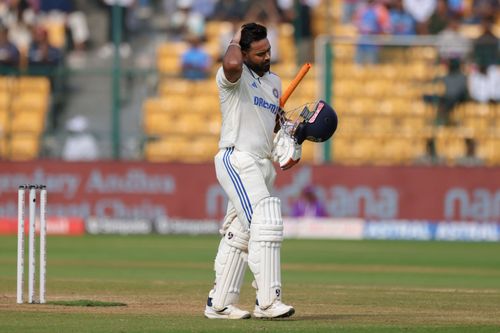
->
xmin=1 ymin=235 xmax=499 ymax=332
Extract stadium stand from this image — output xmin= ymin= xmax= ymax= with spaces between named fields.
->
xmin=142 ymin=0 xmax=499 ymax=166
xmin=0 ymin=76 xmax=50 ymax=160
xmin=144 ymin=18 xmax=321 ymax=163
xmin=6 ymin=0 xmax=494 ymax=165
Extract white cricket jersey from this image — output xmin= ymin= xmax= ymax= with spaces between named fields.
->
xmin=216 ymin=65 xmax=282 ymax=158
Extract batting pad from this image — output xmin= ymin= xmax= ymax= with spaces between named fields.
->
xmin=212 ymin=222 xmax=250 ymax=310
xmin=248 ymin=197 xmax=284 ymax=309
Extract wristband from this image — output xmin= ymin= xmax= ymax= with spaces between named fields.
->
xmin=229 ymin=42 xmax=241 ymax=48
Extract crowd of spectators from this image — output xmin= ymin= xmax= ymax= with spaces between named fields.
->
xmin=343 ymin=0 xmax=498 ymax=126
xmin=0 ymin=1 xmax=498 ymax=136
xmin=350 ymin=0 xmax=498 ymax=64
xmin=166 ymin=0 xmax=498 ymax=108
xmin=424 ymin=15 xmax=499 ymax=127
xmin=0 ymin=0 xmax=153 ymax=69
xmin=347 ymin=0 xmax=498 ymax=34
xmin=0 ymin=23 xmax=20 ymax=66
xmin=0 ymin=1 xmax=496 ymax=69
xmin=171 ymin=0 xmax=323 ymax=80
xmin=0 ymin=0 xmax=91 ymax=71
xmin=0 ymin=0 xmax=323 ymax=72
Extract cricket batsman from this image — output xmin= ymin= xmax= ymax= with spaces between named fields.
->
xmin=204 ymin=22 xmax=337 ymax=320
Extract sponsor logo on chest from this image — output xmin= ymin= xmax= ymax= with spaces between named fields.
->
xmin=253 ymin=96 xmax=279 ymax=115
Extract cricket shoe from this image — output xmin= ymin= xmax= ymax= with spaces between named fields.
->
xmin=253 ymin=300 xmax=295 ymax=319
xmin=204 ymin=297 xmax=250 ymax=319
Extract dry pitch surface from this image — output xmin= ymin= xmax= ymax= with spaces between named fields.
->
xmin=1 ymin=235 xmax=499 ymax=333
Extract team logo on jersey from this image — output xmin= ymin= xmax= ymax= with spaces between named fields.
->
xmin=273 ymin=88 xmax=279 ymax=98
xmin=251 ymin=82 xmax=258 ymax=88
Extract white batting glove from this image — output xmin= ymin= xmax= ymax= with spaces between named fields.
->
xmin=272 ymin=128 xmax=302 ymax=170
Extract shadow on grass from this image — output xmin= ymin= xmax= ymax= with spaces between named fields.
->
xmin=296 ymin=314 xmax=379 ymax=321
xmin=46 ymin=300 xmax=127 ymax=307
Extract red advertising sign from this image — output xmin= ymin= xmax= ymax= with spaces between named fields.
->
xmin=0 ymin=162 xmax=498 ymax=222
xmin=0 ymin=217 xmax=85 ymax=235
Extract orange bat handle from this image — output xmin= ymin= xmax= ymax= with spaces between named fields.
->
xmin=279 ymin=63 xmax=312 ymax=108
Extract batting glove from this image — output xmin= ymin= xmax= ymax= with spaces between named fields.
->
xmin=272 ymin=128 xmax=302 ymax=170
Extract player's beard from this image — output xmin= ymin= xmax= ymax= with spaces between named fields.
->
xmin=246 ymin=60 xmax=270 ymax=76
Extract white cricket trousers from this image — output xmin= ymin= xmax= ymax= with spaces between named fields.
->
xmin=215 ymin=147 xmax=276 ymax=231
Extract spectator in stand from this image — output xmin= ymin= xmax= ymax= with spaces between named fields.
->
xmin=447 ymin=0 xmax=464 ymax=15
xmin=467 ymin=0 xmax=498 ymax=24
xmin=291 ymin=185 xmax=328 ymax=218
xmin=428 ymin=0 xmax=449 ymax=34
xmin=488 ymin=67 xmax=500 ymax=102
xmin=161 ymin=0 xmax=177 ymax=20
xmin=180 ymin=34 xmax=211 ymax=80
xmin=135 ymin=0 xmax=152 ymax=19
xmin=28 ymin=24 xmax=62 ymax=67
xmin=468 ymin=19 xmax=500 ymax=104
xmin=170 ymin=0 xmax=205 ymax=41
xmin=98 ymin=0 xmax=134 ymax=59
xmin=62 ymin=114 xmax=99 ymax=161
xmin=424 ymin=58 xmax=468 ymax=126
xmin=0 ymin=0 xmax=36 ymax=54
xmin=211 ymin=0 xmax=249 ymax=21
xmin=455 ymin=137 xmax=484 ymax=167
xmin=402 ymin=0 xmax=436 ymax=34
xmin=245 ymin=0 xmax=281 ymax=64
xmin=468 ymin=64 xmax=497 ymax=103
xmin=278 ymin=0 xmax=321 ymax=65
xmin=0 ymin=23 xmax=20 ymax=68
xmin=388 ymin=0 xmax=416 ymax=35
xmin=436 ymin=14 xmax=470 ymax=62
xmin=190 ymin=0 xmax=217 ymax=19
xmin=353 ymin=0 xmax=391 ymax=65
xmin=413 ymin=137 xmax=445 ymax=165
xmin=472 ymin=16 xmax=499 ymax=70
xmin=342 ymin=0 xmax=361 ymax=24
xmin=468 ymin=66 xmax=488 ymax=103
xmin=37 ymin=0 xmax=90 ymax=67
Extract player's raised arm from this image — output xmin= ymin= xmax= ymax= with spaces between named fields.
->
xmin=222 ymin=27 xmax=243 ymax=83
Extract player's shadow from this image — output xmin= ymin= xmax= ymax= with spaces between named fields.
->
xmin=295 ymin=314 xmax=375 ymax=321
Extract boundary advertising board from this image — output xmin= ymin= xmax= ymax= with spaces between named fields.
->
xmin=0 ymin=162 xmax=498 ymax=222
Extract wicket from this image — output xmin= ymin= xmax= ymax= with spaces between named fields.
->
xmin=17 ymin=184 xmax=47 ymax=304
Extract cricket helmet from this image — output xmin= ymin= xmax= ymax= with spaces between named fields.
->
xmin=292 ymin=100 xmax=338 ymax=144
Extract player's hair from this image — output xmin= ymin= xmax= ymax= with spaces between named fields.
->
xmin=240 ymin=23 xmax=267 ymax=52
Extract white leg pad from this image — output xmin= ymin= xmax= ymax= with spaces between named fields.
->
xmin=248 ymin=197 xmax=284 ymax=309
xmin=211 ymin=221 xmax=250 ymax=310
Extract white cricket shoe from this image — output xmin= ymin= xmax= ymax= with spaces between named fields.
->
xmin=204 ymin=304 xmax=251 ymax=319
xmin=204 ymin=294 xmax=250 ymax=319
xmin=253 ymin=301 xmax=295 ymax=319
